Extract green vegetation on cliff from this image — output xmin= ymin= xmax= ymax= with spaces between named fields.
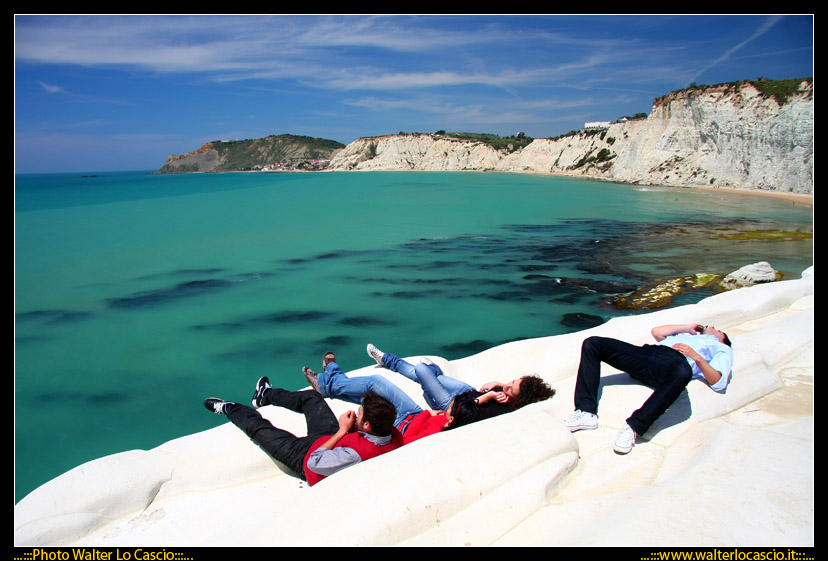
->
xmin=749 ymin=77 xmax=813 ymax=105
xmin=658 ymin=76 xmax=812 ymax=106
xmin=389 ymin=131 xmax=534 ymax=153
xmin=211 ymin=134 xmax=345 ymax=170
xmin=158 ymin=134 xmax=345 ymax=173
xmin=438 ymin=131 xmax=534 ymax=153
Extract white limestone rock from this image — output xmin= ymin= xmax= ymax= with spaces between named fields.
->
xmin=330 ymin=134 xmax=502 ymax=171
xmin=721 ymin=261 xmax=780 ymax=289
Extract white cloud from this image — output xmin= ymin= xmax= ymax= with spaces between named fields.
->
xmin=36 ymin=80 xmax=63 ymax=94
xmin=14 ymin=15 xmax=686 ymax=94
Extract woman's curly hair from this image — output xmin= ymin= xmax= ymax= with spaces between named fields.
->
xmin=511 ymin=375 xmax=556 ymax=410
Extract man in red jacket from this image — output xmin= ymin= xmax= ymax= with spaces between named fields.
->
xmin=205 ymin=379 xmax=402 ymax=486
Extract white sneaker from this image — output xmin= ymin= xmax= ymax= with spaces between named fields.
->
xmin=366 ymin=343 xmax=384 ymax=365
xmin=562 ymin=409 xmax=598 ymax=432
xmin=613 ymin=423 xmax=637 ymax=454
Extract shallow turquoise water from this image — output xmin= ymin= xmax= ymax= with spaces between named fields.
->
xmin=14 ymin=170 xmax=812 ymax=501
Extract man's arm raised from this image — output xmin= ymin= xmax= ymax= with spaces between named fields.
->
xmin=318 ymin=410 xmax=356 ymax=451
xmin=651 ymin=324 xmax=704 ymax=342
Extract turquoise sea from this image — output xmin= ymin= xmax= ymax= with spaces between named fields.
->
xmin=14 ymin=170 xmax=813 ymax=502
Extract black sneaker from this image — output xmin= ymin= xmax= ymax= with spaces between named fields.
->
xmin=204 ymin=397 xmax=231 ymax=415
xmin=252 ymin=376 xmax=272 ymax=408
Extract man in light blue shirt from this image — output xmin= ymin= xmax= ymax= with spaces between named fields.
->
xmin=652 ymin=325 xmax=733 ymax=392
xmin=563 ymin=323 xmax=733 ymax=454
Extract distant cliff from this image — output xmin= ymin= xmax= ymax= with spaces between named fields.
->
xmin=329 ymin=79 xmax=813 ymax=194
xmin=328 ymin=133 xmax=507 ymax=171
xmin=157 ymin=134 xmax=346 ymax=173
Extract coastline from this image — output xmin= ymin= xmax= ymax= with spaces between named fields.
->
xmin=527 ymin=168 xmax=814 ymax=206
xmin=682 ymin=184 xmax=813 ymax=207
xmin=237 ymin=166 xmax=815 ymax=207
xmin=539 ymin=170 xmax=814 ymax=206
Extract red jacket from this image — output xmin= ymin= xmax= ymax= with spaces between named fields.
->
xmin=399 ymin=410 xmax=447 ymax=444
xmin=303 ymin=429 xmax=404 ymax=486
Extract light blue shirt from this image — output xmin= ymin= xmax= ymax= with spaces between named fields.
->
xmin=657 ymin=333 xmax=733 ymax=392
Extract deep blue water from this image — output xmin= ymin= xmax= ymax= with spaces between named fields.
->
xmin=14 ymin=170 xmax=813 ymax=502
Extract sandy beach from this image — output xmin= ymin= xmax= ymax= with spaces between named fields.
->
xmin=517 ymin=166 xmax=814 ymax=207
xmin=14 ymin=268 xmax=813 ymax=547
xmin=687 ymin=185 xmax=813 ymax=207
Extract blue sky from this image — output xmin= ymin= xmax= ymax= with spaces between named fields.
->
xmin=14 ymin=14 xmax=813 ymax=174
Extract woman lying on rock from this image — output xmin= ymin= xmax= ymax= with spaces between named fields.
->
xmin=299 ymin=346 xmax=555 ymax=444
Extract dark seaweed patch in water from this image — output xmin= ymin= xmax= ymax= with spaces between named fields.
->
xmin=338 ymin=316 xmax=395 ymax=327
xmin=549 ymin=291 xmax=594 ymax=305
xmin=477 ymin=274 xmax=636 ymax=305
xmin=519 ymin=264 xmax=559 ymax=272
xmin=384 ymin=261 xmax=456 ymax=271
xmin=191 ymin=321 xmax=245 ymax=331
xmin=389 ymin=289 xmax=445 ymax=299
xmin=481 ymin=290 xmax=534 ymax=302
xmin=253 ymin=311 xmax=327 ymax=324
xmin=315 ymin=252 xmax=348 ymax=260
xmin=313 ymin=249 xmax=375 ymax=261
xmin=192 ymin=310 xmax=328 ymax=331
xmin=135 ymin=267 xmax=227 ymax=281
xmin=340 ymin=217 xmax=791 ymax=314
xmin=560 ymin=312 xmax=606 ymax=329
xmin=47 ymin=311 xmax=92 ymax=324
xmin=216 ymin=348 xmax=276 ymax=363
xmin=439 ymin=339 xmax=496 ymax=358
xmin=15 ymin=334 xmax=52 ymax=344
xmin=107 ymin=279 xmax=235 ymax=309
xmin=318 ymin=335 xmax=352 ymax=346
xmin=30 ymin=389 xmax=129 ymax=406
xmin=228 ymin=272 xmax=273 ymax=281
xmin=177 ymin=268 xmax=226 ymax=275
xmin=344 ymin=276 xmax=470 ymax=289
xmin=87 ymin=392 xmax=130 ymax=404
xmin=556 ymin=277 xmax=639 ymax=294
xmin=16 ymin=309 xmax=93 ymax=325
xmin=213 ymin=338 xmax=289 ymax=364
xmin=500 ymin=218 xmax=755 ymax=292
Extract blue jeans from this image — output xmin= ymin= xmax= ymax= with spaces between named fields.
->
xmin=315 ymin=362 xmax=423 ymax=428
xmin=574 ymin=336 xmax=693 ymax=436
xmin=382 ymin=353 xmax=475 ymax=411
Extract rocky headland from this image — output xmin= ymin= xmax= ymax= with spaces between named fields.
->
xmin=157 ymin=134 xmax=345 ymax=173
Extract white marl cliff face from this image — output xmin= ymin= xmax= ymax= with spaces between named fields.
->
xmin=330 ymin=81 xmax=813 ymax=194
xmin=329 ymin=133 xmax=503 ymax=171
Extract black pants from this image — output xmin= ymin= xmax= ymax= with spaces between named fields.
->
xmin=574 ymin=336 xmax=693 ymax=435
xmin=225 ymin=388 xmax=339 ymax=479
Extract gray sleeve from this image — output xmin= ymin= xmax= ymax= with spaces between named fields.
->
xmin=306 ymin=446 xmax=362 ymax=477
